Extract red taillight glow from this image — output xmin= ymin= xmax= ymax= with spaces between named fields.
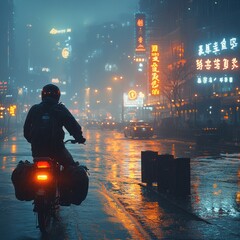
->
xmin=36 ymin=174 xmax=49 ymax=181
xmin=36 ymin=161 xmax=51 ymax=169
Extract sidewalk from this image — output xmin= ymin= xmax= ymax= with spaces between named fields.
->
xmin=138 ymin=152 xmax=240 ymax=239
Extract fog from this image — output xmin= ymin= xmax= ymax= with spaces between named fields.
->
xmin=14 ymin=0 xmax=139 ymax=39
xmin=13 ymin=0 xmax=139 ymax=114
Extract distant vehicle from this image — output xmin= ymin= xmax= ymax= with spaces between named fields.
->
xmin=100 ymin=120 xmax=118 ymax=130
xmin=124 ymin=121 xmax=154 ymax=139
xmin=85 ymin=120 xmax=100 ymax=129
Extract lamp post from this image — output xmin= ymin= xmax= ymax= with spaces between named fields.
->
xmin=194 ymin=94 xmax=198 ymax=127
xmin=121 ymin=91 xmax=124 ymax=123
xmin=113 ymin=76 xmax=124 ymax=123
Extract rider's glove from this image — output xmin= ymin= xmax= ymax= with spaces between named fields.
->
xmin=77 ymin=137 xmax=86 ymax=144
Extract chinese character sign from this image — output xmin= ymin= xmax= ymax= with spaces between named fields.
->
xmin=149 ymin=44 xmax=160 ymax=96
xmin=196 ymin=36 xmax=239 ymax=85
xmin=196 ymin=57 xmax=239 ymax=71
xmin=197 ymin=37 xmax=238 ymax=56
xmin=135 ymin=13 xmax=146 ymax=53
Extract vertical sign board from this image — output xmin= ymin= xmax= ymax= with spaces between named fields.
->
xmin=149 ymin=44 xmax=160 ymax=96
xmin=135 ymin=13 xmax=146 ymax=53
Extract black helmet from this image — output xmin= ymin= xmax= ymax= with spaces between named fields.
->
xmin=41 ymin=84 xmax=61 ymax=102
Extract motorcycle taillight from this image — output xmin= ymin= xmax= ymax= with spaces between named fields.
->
xmin=36 ymin=161 xmax=51 ymax=169
xmin=35 ymin=169 xmax=53 ymax=182
xmin=34 ymin=160 xmax=53 ymax=183
xmin=36 ymin=172 xmax=49 ymax=181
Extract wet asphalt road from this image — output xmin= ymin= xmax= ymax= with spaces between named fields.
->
xmin=0 ymin=129 xmax=240 ymax=239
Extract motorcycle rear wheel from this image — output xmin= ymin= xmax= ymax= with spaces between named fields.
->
xmin=38 ymin=210 xmax=51 ymax=233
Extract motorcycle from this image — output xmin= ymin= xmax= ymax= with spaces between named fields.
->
xmin=12 ymin=139 xmax=89 ymax=233
xmin=32 ymin=139 xmax=86 ymax=233
xmin=33 ymin=156 xmax=60 ymax=233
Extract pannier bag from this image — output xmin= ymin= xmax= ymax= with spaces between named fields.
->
xmin=59 ymin=165 xmax=89 ymax=206
xmin=11 ymin=160 xmax=35 ymax=201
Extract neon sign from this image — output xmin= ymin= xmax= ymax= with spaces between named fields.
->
xmin=196 ymin=57 xmax=238 ymax=71
xmin=0 ymin=81 xmax=8 ymax=92
xmin=197 ymin=76 xmax=233 ymax=84
xmin=196 ymin=37 xmax=239 ymax=85
xmin=49 ymin=28 xmax=72 ymax=35
xmin=124 ymin=92 xmax=144 ymax=107
xmin=135 ymin=13 xmax=146 ymax=53
xmin=62 ymin=48 xmax=70 ymax=59
xmin=149 ymin=44 xmax=160 ymax=96
xmin=128 ymin=90 xmax=137 ymax=100
xmin=197 ymin=37 xmax=238 ymax=56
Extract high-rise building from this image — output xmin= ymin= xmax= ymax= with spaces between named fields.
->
xmin=138 ymin=0 xmax=240 ymax=125
xmin=0 ymin=0 xmax=15 ymax=94
xmin=139 ymin=0 xmax=240 ymax=36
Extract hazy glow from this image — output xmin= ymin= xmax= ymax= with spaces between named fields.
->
xmin=15 ymin=0 xmax=139 ymax=30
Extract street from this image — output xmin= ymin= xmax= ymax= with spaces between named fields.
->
xmin=0 ymin=129 xmax=240 ymax=239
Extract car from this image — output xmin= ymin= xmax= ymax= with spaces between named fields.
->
xmin=124 ymin=121 xmax=154 ymax=139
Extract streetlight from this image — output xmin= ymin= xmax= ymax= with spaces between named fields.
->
xmin=106 ymin=87 xmax=112 ymax=104
xmin=113 ymin=76 xmax=124 ymax=123
xmin=194 ymin=94 xmax=198 ymax=127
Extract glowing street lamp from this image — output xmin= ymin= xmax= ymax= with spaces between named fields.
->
xmin=113 ymin=76 xmax=124 ymax=122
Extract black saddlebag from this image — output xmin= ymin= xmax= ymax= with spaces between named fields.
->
xmin=11 ymin=160 xmax=35 ymax=201
xmin=59 ymin=165 xmax=89 ymax=206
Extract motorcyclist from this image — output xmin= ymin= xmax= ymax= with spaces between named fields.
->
xmin=23 ymin=84 xmax=86 ymax=167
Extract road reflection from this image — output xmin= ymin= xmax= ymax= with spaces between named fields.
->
xmin=0 ymin=130 xmax=239 ymax=239
xmin=86 ymin=129 xmax=240 ymax=236
xmin=190 ymin=154 xmax=240 ymax=219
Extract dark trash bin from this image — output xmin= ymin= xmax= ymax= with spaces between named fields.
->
xmin=174 ymin=157 xmax=191 ymax=196
xmin=141 ymin=151 xmax=158 ymax=185
xmin=156 ymin=154 xmax=174 ymax=193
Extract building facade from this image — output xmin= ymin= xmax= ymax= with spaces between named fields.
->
xmin=0 ymin=0 xmax=15 ymax=95
xmin=138 ymin=0 xmax=240 ymax=133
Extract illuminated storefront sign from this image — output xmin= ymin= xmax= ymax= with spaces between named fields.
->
xmin=196 ymin=37 xmax=239 ymax=85
xmin=135 ymin=13 xmax=146 ymax=53
xmin=197 ymin=37 xmax=238 ymax=56
xmin=124 ymin=91 xmax=144 ymax=107
xmin=0 ymin=81 xmax=8 ymax=92
xmin=62 ymin=48 xmax=70 ymax=59
xmin=49 ymin=28 xmax=72 ymax=35
xmin=128 ymin=90 xmax=137 ymax=100
xmin=197 ymin=76 xmax=233 ymax=84
xmin=149 ymin=44 xmax=160 ymax=96
xmin=196 ymin=57 xmax=238 ymax=71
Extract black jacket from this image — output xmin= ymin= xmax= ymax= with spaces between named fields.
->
xmin=24 ymin=97 xmax=84 ymax=155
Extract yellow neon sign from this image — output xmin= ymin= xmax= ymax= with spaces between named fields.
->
xmin=50 ymin=28 xmax=72 ymax=35
xmin=149 ymin=44 xmax=160 ymax=96
xmin=128 ymin=90 xmax=137 ymax=100
xmin=62 ymin=48 xmax=70 ymax=59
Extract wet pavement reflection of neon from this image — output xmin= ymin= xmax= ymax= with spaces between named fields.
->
xmin=86 ymin=130 xmax=240 ymax=238
xmin=0 ymin=130 xmax=239 ymax=239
